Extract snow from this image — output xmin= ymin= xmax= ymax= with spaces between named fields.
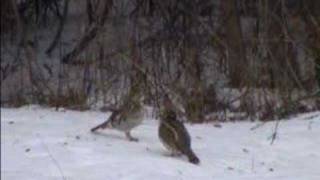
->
xmin=1 ymin=106 xmax=320 ymax=180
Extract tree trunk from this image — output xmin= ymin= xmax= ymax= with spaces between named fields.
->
xmin=221 ymin=0 xmax=247 ymax=87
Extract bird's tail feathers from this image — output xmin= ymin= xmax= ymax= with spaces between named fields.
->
xmin=185 ymin=149 xmax=200 ymax=164
xmin=91 ymin=119 xmax=112 ymax=132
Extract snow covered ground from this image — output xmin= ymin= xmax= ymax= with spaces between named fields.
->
xmin=1 ymin=106 xmax=320 ymax=180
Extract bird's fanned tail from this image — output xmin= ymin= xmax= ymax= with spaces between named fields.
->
xmin=184 ymin=148 xmax=200 ymax=164
xmin=91 ymin=110 xmax=120 ymax=132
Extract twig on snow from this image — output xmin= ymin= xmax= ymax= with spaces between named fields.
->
xmin=270 ymin=118 xmax=280 ymax=145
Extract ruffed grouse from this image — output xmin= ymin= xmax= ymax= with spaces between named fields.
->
xmin=158 ymin=95 xmax=200 ymax=164
xmin=91 ymin=82 xmax=144 ymax=141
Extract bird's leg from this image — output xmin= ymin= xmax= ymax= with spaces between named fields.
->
xmin=125 ymin=131 xmax=139 ymax=142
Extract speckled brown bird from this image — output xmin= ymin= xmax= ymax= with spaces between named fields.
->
xmin=91 ymin=82 xmax=144 ymax=141
xmin=158 ymin=95 xmax=200 ymax=164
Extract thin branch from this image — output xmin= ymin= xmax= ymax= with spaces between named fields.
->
xmin=270 ymin=118 xmax=280 ymax=145
xmin=1 ymin=0 xmax=27 ymax=82
xmin=46 ymin=0 xmax=69 ymax=56
xmin=62 ymin=0 xmax=113 ymax=64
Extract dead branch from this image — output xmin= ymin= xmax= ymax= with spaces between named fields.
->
xmin=62 ymin=0 xmax=113 ymax=64
xmin=46 ymin=0 xmax=69 ymax=56
xmin=1 ymin=0 xmax=26 ymax=82
xmin=270 ymin=118 xmax=280 ymax=145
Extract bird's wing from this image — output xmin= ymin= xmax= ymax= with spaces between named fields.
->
xmin=110 ymin=109 xmax=123 ymax=125
xmin=162 ymin=120 xmax=191 ymax=149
